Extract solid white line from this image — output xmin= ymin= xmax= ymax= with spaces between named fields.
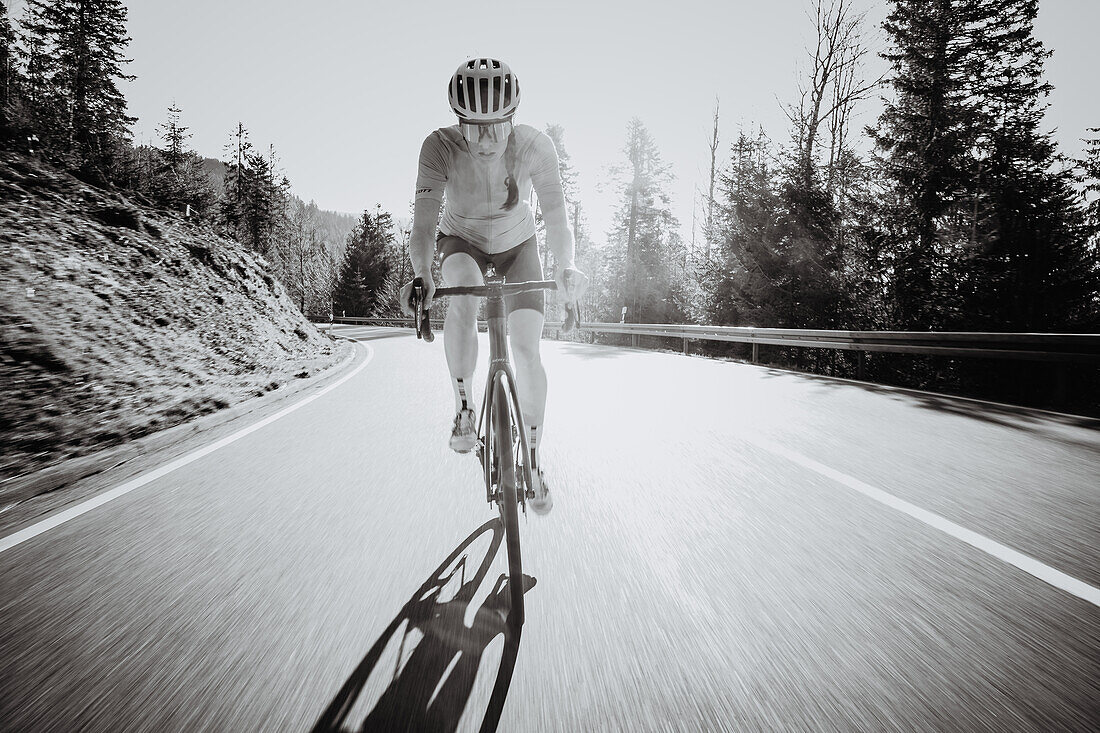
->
xmin=0 ymin=342 xmax=375 ymax=555
xmin=746 ymin=435 xmax=1100 ymax=608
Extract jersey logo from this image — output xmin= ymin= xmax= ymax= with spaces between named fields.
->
xmin=416 ymin=187 xmax=434 ymax=195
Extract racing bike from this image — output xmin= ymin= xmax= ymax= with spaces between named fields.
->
xmin=411 ymin=268 xmax=577 ymax=628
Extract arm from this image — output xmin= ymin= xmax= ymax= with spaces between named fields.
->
xmin=530 ymin=133 xmax=587 ymax=300
xmin=401 ymin=133 xmax=448 ymax=314
xmin=530 ymin=133 xmax=575 ymax=269
xmin=539 ymin=185 xmax=576 ymax=271
xmin=409 ymin=195 xmax=441 ymax=279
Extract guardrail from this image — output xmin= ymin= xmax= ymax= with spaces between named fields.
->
xmin=318 ymin=317 xmax=1100 ymax=370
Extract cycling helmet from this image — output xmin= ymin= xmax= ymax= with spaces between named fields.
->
xmin=448 ymin=58 xmax=520 ymax=122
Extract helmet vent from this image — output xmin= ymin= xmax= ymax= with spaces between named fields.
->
xmin=455 ymin=76 xmax=466 ymax=111
xmin=479 ymin=77 xmax=490 ymax=115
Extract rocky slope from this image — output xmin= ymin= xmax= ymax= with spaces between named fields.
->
xmin=0 ymin=152 xmax=351 ymax=493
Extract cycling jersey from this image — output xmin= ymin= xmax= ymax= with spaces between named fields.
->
xmin=415 ymin=124 xmax=566 ymax=253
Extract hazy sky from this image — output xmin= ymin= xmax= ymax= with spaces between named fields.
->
xmin=17 ymin=1 xmax=1100 ymax=244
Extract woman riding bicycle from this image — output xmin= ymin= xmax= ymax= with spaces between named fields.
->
xmin=400 ymin=58 xmax=587 ymax=515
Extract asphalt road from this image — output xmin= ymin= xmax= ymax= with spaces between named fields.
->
xmin=2 ymin=325 xmax=1098 ymax=732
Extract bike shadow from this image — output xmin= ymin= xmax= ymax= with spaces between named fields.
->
xmin=310 ymin=518 xmax=534 ymax=733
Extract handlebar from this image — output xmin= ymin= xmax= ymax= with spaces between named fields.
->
xmin=411 ymin=277 xmax=579 ymax=342
xmin=435 ymin=280 xmax=558 ymax=298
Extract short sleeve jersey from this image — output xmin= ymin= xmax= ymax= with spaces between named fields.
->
xmin=415 ymin=123 xmax=562 ymax=253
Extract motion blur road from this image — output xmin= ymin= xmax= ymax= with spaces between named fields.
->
xmin=2 ymin=325 xmax=1098 ymax=732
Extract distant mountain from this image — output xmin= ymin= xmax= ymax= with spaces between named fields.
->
xmin=201 ymin=157 xmax=227 ymax=188
xmin=199 ymin=156 xmax=357 ymax=252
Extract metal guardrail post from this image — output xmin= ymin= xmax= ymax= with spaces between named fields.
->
xmin=752 ymin=343 xmax=759 ymax=363
xmin=857 ymin=350 xmax=865 ymax=379
xmin=632 ymin=334 xmax=638 ymax=348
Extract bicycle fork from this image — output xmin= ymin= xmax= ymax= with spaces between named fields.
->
xmin=476 ymin=366 xmax=534 ymax=509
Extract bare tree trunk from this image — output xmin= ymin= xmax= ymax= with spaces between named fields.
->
xmin=572 ymin=201 xmax=581 ymax=257
xmin=794 ymin=0 xmax=876 ymax=193
xmin=626 ymin=186 xmax=637 ymax=322
xmin=706 ymin=98 xmax=720 ymax=260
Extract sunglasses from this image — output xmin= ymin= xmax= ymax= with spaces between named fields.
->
xmin=459 ymin=120 xmax=513 ymax=145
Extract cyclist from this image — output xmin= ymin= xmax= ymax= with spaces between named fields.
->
xmin=400 ymin=58 xmax=587 ymax=515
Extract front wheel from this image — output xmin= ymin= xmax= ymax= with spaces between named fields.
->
xmin=491 ymin=375 xmax=524 ymax=628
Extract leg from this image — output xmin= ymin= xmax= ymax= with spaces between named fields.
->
xmin=441 ymin=252 xmax=483 ymax=412
xmin=508 ymin=308 xmax=547 ymax=464
xmin=498 ymin=234 xmax=548 ymax=466
xmin=509 ymin=306 xmax=554 ymax=514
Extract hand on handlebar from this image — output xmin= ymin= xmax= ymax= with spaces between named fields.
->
xmin=403 ymin=276 xmax=436 ymax=341
xmin=556 ymin=266 xmax=588 ymax=335
xmin=555 ymin=266 xmax=588 ymax=303
xmin=400 ymin=276 xmax=435 ymax=317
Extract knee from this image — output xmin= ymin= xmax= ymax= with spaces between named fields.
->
xmin=446 ymin=297 xmax=478 ymax=324
xmin=511 ymin=338 xmax=542 ymax=371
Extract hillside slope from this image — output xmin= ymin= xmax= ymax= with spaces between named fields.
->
xmin=0 ymin=152 xmax=352 ymax=489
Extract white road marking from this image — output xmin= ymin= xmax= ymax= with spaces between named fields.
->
xmin=0 ymin=342 xmax=375 ymax=554
xmin=746 ymin=435 xmax=1100 ymax=608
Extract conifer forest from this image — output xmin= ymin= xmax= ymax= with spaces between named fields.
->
xmin=2 ymin=0 xmax=1097 ymax=410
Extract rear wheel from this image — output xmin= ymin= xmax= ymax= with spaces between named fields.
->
xmin=492 ymin=375 xmax=524 ymax=628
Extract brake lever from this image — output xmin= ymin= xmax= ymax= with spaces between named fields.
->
xmin=411 ymin=277 xmax=434 ymax=342
xmin=562 ymin=302 xmax=579 ymax=335
xmin=560 ymin=269 xmax=580 ymax=335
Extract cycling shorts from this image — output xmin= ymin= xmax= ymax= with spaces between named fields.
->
xmin=438 ymin=233 xmax=545 ymax=314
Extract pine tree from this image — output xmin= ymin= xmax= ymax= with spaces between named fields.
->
xmin=285 ymin=198 xmax=335 ymax=317
xmin=1081 ymin=129 xmax=1100 ymax=327
xmin=1082 ymin=128 xmax=1100 ymax=241
xmin=158 ymin=102 xmax=187 ymax=169
xmin=869 ymin=0 xmax=1098 ymax=332
xmin=704 ymin=119 xmax=850 ymax=332
xmin=241 ymin=146 xmax=279 ymax=256
xmin=220 ymin=122 xmax=251 ymax=241
xmin=219 ymin=126 xmax=292 ymax=259
xmin=333 ymin=205 xmax=396 ymax=317
xmin=149 ymin=103 xmax=215 ymax=216
xmin=16 ymin=1 xmax=61 ymax=151
xmin=19 ymin=0 xmax=135 ymax=178
xmin=871 ymin=0 xmax=979 ymax=329
xmin=544 ymin=124 xmax=577 ymax=202
xmin=964 ymin=9 xmax=1097 ymax=333
xmin=707 ymin=127 xmax=784 ymax=327
xmin=603 ymin=118 xmax=688 ymax=324
xmin=0 ymin=4 xmax=16 ymax=143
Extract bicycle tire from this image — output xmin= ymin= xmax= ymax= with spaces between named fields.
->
xmin=491 ymin=374 xmax=525 ymax=628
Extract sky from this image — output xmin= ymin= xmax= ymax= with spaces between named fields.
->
xmin=13 ymin=0 xmax=1099 ymax=246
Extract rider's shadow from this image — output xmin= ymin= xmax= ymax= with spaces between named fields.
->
xmin=310 ymin=518 xmax=535 ymax=733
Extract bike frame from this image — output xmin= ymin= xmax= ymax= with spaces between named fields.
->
xmin=478 ymin=268 xmax=534 ymax=510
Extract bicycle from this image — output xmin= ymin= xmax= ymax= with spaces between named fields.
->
xmin=410 ymin=267 xmax=578 ymax=629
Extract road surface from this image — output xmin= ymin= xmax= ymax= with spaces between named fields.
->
xmin=2 ymin=325 xmax=1098 ymax=731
